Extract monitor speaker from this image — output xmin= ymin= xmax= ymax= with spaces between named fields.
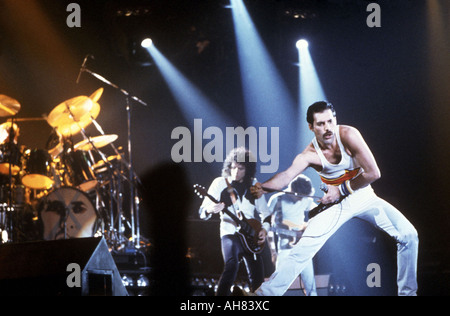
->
xmin=0 ymin=237 xmax=128 ymax=296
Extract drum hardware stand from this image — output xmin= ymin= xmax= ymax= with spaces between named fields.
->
xmin=62 ymin=100 xmax=131 ymax=250
xmin=3 ymin=118 xmax=17 ymax=243
xmin=79 ymin=64 xmax=147 ymax=249
xmin=61 ymin=104 xmax=117 ymax=236
xmin=89 ymin=116 xmax=127 ymax=248
xmin=88 ymin=112 xmax=128 ymax=246
xmin=62 ymin=203 xmax=69 ymax=240
xmin=0 ymin=96 xmax=20 ymax=243
xmin=90 ymin=115 xmax=142 ymax=250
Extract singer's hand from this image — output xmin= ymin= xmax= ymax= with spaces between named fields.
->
xmin=319 ymin=185 xmax=340 ymax=205
xmin=250 ymin=182 xmax=266 ymax=199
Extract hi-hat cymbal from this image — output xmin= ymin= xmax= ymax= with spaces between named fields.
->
xmin=0 ymin=95 xmax=21 ymax=117
xmin=74 ymin=134 xmax=118 ymax=151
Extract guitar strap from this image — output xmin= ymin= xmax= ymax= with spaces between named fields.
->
xmin=225 ymin=178 xmax=242 ymax=219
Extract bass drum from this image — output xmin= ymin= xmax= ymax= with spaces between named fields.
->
xmin=39 ymin=187 xmax=98 ymax=240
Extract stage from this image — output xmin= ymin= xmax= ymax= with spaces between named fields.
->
xmin=0 ymin=0 xmax=449 ymax=297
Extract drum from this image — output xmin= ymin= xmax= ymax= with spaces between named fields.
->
xmin=0 ymin=143 xmax=22 ymax=176
xmin=63 ymin=150 xmax=98 ymax=192
xmin=39 ymin=187 xmax=98 ymax=240
xmin=22 ymin=149 xmax=54 ymax=190
xmin=0 ymin=184 xmax=26 ymax=205
xmin=92 ymin=154 xmax=122 ymax=183
xmin=46 ymin=130 xmax=63 ymax=159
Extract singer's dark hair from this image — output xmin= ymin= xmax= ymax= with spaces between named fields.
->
xmin=307 ymin=101 xmax=336 ymax=125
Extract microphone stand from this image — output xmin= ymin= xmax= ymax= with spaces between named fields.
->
xmin=79 ymin=66 xmax=147 ymax=249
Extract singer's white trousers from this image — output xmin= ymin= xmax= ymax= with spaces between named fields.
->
xmin=255 ymin=186 xmax=418 ymax=296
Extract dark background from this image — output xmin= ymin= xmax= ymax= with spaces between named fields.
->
xmin=0 ymin=0 xmax=449 ymax=295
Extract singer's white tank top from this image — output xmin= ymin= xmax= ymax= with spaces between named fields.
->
xmin=312 ymin=125 xmax=362 ymax=186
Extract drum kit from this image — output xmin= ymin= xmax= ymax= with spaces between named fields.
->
xmin=0 ymin=90 xmax=141 ymax=250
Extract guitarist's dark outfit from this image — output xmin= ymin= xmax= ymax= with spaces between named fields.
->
xmin=199 ymin=177 xmax=271 ymax=296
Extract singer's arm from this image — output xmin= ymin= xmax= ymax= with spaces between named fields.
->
xmin=339 ymin=126 xmax=381 ymax=191
xmin=251 ymin=147 xmax=315 ymax=199
xmin=264 ymin=151 xmax=312 ymax=189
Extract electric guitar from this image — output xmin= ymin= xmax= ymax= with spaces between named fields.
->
xmin=271 ymin=220 xmax=306 ymax=246
xmin=194 ymin=184 xmax=265 ymax=255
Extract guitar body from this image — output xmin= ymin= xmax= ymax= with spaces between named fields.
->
xmin=194 ymin=184 xmax=265 ymax=255
xmin=272 ymin=220 xmax=305 ymax=246
xmin=236 ymin=216 xmax=264 ymax=255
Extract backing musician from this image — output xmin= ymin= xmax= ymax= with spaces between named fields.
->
xmin=198 ymin=147 xmax=271 ymax=296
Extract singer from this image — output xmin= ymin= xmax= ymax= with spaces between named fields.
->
xmin=247 ymin=101 xmax=419 ymax=296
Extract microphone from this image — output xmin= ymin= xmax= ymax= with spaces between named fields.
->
xmin=76 ymin=54 xmax=94 ymax=84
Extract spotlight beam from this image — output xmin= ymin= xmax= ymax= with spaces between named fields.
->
xmin=230 ymin=0 xmax=296 ymax=128
xmin=297 ymin=39 xmax=327 ymax=190
xmin=144 ymin=44 xmax=233 ymax=129
xmin=230 ymin=0 xmax=296 ymax=174
xmin=298 ymin=41 xmax=326 ymax=117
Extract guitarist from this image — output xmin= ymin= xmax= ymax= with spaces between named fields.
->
xmin=249 ymin=101 xmax=418 ymax=296
xmin=267 ymin=174 xmax=317 ymax=296
xmin=199 ymin=147 xmax=271 ymax=296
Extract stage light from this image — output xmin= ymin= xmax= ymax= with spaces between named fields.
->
xmin=121 ymin=274 xmax=134 ymax=287
xmin=141 ymin=38 xmax=153 ymax=48
xmin=137 ymin=274 xmax=150 ymax=287
xmin=296 ymin=39 xmax=309 ymax=49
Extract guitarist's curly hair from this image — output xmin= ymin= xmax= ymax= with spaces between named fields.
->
xmin=222 ymin=147 xmax=256 ymax=186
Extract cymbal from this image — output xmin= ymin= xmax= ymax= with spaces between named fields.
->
xmin=0 ymin=122 xmax=19 ymax=131
xmin=0 ymin=95 xmax=21 ymax=117
xmin=47 ymin=96 xmax=93 ymax=127
xmin=0 ymin=122 xmax=19 ymax=143
xmin=56 ymin=101 xmax=100 ymax=136
xmin=47 ymin=96 xmax=100 ymax=136
xmin=74 ymin=134 xmax=118 ymax=151
xmin=89 ymin=88 xmax=103 ymax=103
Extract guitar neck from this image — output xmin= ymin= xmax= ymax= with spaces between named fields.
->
xmin=204 ymin=192 xmax=242 ymax=225
xmin=262 ymin=186 xmax=321 ymax=200
xmin=222 ymin=208 xmax=242 ymax=225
